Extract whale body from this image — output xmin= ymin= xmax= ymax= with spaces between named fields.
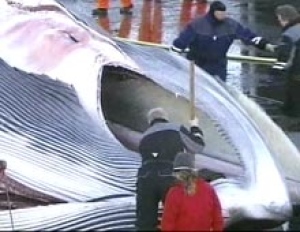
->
xmin=0 ymin=0 xmax=298 ymax=230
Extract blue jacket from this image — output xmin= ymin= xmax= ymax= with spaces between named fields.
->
xmin=172 ymin=14 xmax=268 ymax=81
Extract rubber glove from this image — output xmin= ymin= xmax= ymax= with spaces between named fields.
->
xmin=265 ymin=43 xmax=277 ymax=53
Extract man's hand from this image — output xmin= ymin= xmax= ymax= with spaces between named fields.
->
xmin=251 ymin=36 xmax=263 ymax=45
xmin=170 ymin=45 xmax=183 ymax=53
xmin=170 ymin=45 xmax=189 ymax=54
xmin=265 ymin=43 xmax=277 ymax=53
xmin=189 ymin=117 xmax=199 ymax=127
xmin=272 ymin=61 xmax=286 ymax=70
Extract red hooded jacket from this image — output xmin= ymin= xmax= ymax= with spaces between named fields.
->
xmin=161 ymin=178 xmax=224 ymax=231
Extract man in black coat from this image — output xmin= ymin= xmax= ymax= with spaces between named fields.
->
xmin=273 ymin=5 xmax=300 ymax=117
xmin=135 ymin=107 xmax=205 ymax=231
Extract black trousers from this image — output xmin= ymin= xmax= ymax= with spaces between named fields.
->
xmin=135 ymin=165 xmax=175 ymax=231
xmin=282 ymin=77 xmax=300 ymax=117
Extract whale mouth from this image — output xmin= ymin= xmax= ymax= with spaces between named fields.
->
xmin=100 ymin=64 xmax=241 ymax=167
xmin=101 ymin=65 xmax=151 ymax=133
xmin=100 ymin=64 xmax=195 ymax=133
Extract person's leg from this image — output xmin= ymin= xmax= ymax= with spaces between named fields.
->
xmin=218 ymin=68 xmax=227 ymax=82
xmin=98 ymin=0 xmax=110 ymax=9
xmin=156 ymin=176 xmax=175 ymax=230
xmin=136 ymin=176 xmax=160 ymax=231
xmin=289 ymin=79 xmax=300 ymax=117
xmin=215 ymin=61 xmax=227 ymax=82
xmin=121 ymin=0 xmax=133 ymax=8
xmin=120 ymin=0 xmax=133 ymax=14
xmin=92 ymin=0 xmax=109 ymax=16
xmin=194 ymin=61 xmax=227 ymax=82
xmin=160 ymin=176 xmax=175 ymax=204
xmin=97 ymin=14 xmax=110 ymax=33
xmin=282 ymin=78 xmax=296 ymax=117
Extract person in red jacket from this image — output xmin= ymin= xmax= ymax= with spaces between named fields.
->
xmin=161 ymin=152 xmax=224 ymax=231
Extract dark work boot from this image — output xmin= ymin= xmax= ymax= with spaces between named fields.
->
xmin=92 ymin=8 xmax=108 ymax=16
xmin=120 ymin=4 xmax=133 ymax=15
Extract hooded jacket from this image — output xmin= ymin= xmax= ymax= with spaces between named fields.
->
xmin=161 ymin=179 xmax=224 ymax=231
xmin=172 ymin=3 xmax=268 ymax=80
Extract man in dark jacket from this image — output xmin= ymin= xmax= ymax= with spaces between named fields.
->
xmin=136 ymin=107 xmax=205 ymax=231
xmin=273 ymin=5 xmax=300 ymax=117
xmin=171 ymin=0 xmax=273 ymax=82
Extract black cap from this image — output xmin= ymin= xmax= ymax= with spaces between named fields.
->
xmin=173 ymin=152 xmax=196 ymax=172
xmin=209 ymin=1 xmax=226 ymax=14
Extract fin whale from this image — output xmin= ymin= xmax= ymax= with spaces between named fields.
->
xmin=0 ymin=0 xmax=297 ymax=230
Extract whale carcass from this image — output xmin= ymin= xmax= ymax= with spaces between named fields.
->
xmin=0 ymin=0 xmax=298 ymax=230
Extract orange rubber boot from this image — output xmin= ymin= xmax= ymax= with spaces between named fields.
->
xmin=97 ymin=0 xmax=109 ymax=9
xmin=121 ymin=0 xmax=133 ymax=8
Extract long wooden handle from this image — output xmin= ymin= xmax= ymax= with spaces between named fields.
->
xmin=114 ymin=37 xmax=278 ymax=65
xmin=190 ymin=60 xmax=196 ymax=120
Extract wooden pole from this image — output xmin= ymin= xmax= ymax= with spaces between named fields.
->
xmin=114 ymin=37 xmax=279 ymax=66
xmin=190 ymin=60 xmax=196 ymax=120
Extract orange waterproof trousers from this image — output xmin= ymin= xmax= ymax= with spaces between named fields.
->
xmin=97 ymin=0 xmax=132 ymax=9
